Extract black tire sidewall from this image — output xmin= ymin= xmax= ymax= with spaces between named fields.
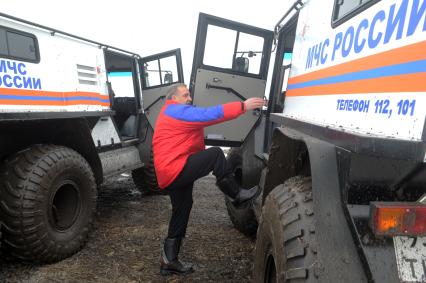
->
xmin=0 ymin=145 xmax=97 ymax=263
xmin=253 ymin=184 xmax=287 ymax=282
xmin=225 ymin=147 xmax=258 ymax=237
xmin=132 ymin=149 xmax=163 ymax=194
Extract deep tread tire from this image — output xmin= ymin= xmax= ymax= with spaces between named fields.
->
xmin=0 ymin=145 xmax=97 ymax=263
xmin=253 ymin=176 xmax=318 ymax=282
xmin=225 ymin=147 xmax=258 ymax=237
xmin=131 ymin=150 xmax=163 ymax=194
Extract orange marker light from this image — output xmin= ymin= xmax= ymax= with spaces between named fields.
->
xmin=370 ymin=202 xmax=426 ymax=236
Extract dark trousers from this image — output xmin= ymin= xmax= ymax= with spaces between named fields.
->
xmin=164 ymin=147 xmax=231 ymax=239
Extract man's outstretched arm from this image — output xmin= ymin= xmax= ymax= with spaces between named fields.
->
xmin=164 ymin=98 xmax=266 ymax=129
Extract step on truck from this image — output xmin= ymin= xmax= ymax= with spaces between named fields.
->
xmin=0 ymin=13 xmax=185 ymax=263
xmin=188 ymin=1 xmax=426 ymax=282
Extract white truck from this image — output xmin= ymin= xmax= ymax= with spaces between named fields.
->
xmin=0 ymin=12 xmax=184 ymax=263
xmin=188 ymin=0 xmax=426 ymax=282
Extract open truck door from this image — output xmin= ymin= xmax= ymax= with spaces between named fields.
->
xmin=190 ymin=13 xmax=273 ymax=146
xmin=139 ymin=49 xmax=184 ymax=129
xmin=130 ymin=49 xmax=184 ymax=195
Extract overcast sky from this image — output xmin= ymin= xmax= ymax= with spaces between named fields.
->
xmin=2 ymin=0 xmax=291 ymax=83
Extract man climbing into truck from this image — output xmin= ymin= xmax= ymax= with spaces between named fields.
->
xmin=153 ymin=83 xmax=265 ymax=275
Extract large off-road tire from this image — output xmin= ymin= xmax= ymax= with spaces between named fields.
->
xmin=131 ymin=150 xmax=163 ymax=194
xmin=224 ymin=147 xmax=258 ymax=237
xmin=253 ymin=176 xmax=318 ymax=282
xmin=0 ymin=145 xmax=97 ymax=263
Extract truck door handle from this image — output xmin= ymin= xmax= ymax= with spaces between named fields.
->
xmin=205 ymin=83 xmax=247 ymax=101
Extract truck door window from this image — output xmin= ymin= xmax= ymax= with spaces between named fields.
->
xmin=143 ymin=54 xmax=179 ymax=88
xmin=160 ymin=56 xmax=178 ymax=84
xmin=203 ymin=25 xmax=236 ymax=69
xmin=235 ymin=33 xmax=264 ymax=74
xmin=203 ymin=24 xmax=265 ymax=75
xmin=143 ymin=60 xmax=161 ymax=87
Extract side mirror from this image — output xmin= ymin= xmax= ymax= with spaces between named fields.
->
xmin=164 ymin=73 xmax=173 ymax=84
xmin=234 ymin=57 xmax=249 ymax=73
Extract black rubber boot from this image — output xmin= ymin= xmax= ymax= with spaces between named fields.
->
xmin=216 ymin=175 xmax=259 ymax=205
xmin=160 ymin=238 xmax=194 ymax=276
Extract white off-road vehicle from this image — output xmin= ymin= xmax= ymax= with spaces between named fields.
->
xmin=0 ymin=12 xmax=184 ymax=263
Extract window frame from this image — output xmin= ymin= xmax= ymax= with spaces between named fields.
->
xmin=0 ymin=25 xmax=40 ymax=63
xmin=140 ymin=49 xmax=184 ymax=91
xmin=202 ymin=24 xmax=266 ymax=76
xmin=191 ymin=13 xmax=273 ymax=81
xmin=331 ymin=0 xmax=381 ymax=28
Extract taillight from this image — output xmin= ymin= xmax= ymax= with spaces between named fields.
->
xmin=370 ymin=202 xmax=426 ymax=236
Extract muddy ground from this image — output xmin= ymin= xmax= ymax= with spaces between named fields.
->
xmin=0 ymin=174 xmax=255 ymax=283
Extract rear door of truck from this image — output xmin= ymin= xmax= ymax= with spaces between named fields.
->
xmin=190 ymin=13 xmax=273 ymax=146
